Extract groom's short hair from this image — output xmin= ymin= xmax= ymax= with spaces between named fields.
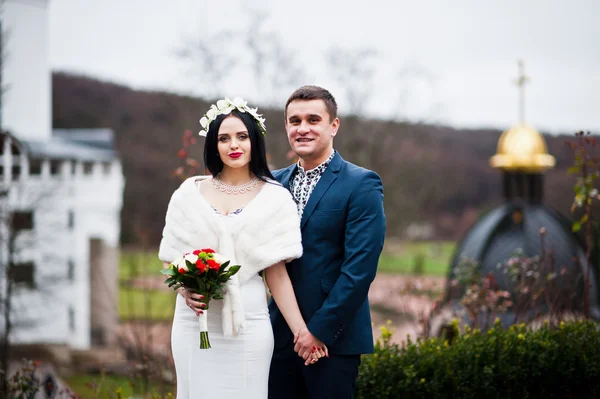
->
xmin=285 ymin=86 xmax=338 ymax=122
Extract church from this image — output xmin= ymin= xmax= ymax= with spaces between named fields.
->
xmin=0 ymin=0 xmax=124 ymax=356
xmin=431 ymin=61 xmax=599 ymax=334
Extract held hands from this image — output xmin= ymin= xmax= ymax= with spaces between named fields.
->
xmin=294 ymin=326 xmax=329 ymax=366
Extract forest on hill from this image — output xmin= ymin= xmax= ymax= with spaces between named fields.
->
xmin=52 ymin=72 xmax=587 ymax=246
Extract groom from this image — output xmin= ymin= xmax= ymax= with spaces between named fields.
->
xmin=269 ymin=86 xmax=386 ymax=398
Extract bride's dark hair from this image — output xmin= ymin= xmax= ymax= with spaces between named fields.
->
xmin=204 ymin=109 xmax=275 ymax=182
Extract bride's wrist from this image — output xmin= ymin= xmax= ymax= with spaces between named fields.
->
xmin=293 ymin=324 xmax=306 ymax=335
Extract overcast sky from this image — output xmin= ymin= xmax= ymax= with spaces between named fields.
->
xmin=48 ymin=0 xmax=600 ymax=134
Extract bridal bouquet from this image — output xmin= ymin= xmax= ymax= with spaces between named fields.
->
xmin=161 ymin=248 xmax=241 ymax=349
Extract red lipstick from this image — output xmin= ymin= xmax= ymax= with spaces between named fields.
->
xmin=228 ymin=152 xmax=243 ymax=159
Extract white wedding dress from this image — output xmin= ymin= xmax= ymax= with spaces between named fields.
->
xmin=170 ymin=208 xmax=274 ymax=399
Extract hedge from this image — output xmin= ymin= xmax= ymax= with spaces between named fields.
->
xmin=356 ymin=320 xmax=600 ymax=398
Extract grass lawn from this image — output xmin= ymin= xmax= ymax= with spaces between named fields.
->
xmin=118 ymin=287 xmax=176 ymax=321
xmin=64 ymin=374 xmax=173 ymax=398
xmin=377 ymin=241 xmax=455 ymax=276
xmin=117 ymin=241 xmax=455 ymax=322
xmin=119 ymin=249 xmax=176 ymax=321
xmin=119 ymin=249 xmax=163 ymax=280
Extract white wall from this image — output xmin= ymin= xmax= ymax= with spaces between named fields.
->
xmin=2 ymin=0 xmax=52 ymax=140
xmin=2 ymin=156 xmax=124 ymax=350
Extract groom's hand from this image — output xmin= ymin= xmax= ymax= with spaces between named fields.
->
xmin=294 ymin=327 xmax=329 ymax=365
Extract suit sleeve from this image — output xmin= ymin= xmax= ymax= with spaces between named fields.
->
xmin=306 ymin=171 xmax=386 ymax=345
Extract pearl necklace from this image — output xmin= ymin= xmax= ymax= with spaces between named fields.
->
xmin=211 ymin=176 xmax=260 ymax=195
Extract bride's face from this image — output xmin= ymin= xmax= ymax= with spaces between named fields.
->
xmin=217 ymin=115 xmax=252 ymax=170
xmin=285 ymin=99 xmax=338 ymax=165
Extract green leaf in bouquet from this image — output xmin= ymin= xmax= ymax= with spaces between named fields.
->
xmin=168 ymin=281 xmax=179 ymax=288
xmin=164 ymin=277 xmax=176 ymax=284
xmin=227 ymin=265 xmax=241 ymax=275
xmin=187 ymin=260 xmax=196 ymax=272
xmin=177 ymin=274 xmax=195 ymax=289
xmin=195 ymin=277 xmax=206 ymax=293
xmin=218 ymin=261 xmax=230 ymax=273
xmin=160 ymin=268 xmax=177 ymax=276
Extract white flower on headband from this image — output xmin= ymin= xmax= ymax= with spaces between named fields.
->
xmin=198 ymin=97 xmax=266 ymax=137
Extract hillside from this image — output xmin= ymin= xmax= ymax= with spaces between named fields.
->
xmin=52 ymin=72 xmax=585 ymax=246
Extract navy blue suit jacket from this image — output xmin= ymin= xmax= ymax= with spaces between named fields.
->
xmin=269 ymin=152 xmax=386 ymax=355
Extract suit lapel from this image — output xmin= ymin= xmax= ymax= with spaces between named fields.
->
xmin=300 ymin=153 xmax=343 ymax=229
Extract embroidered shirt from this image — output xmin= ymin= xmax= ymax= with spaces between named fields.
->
xmin=289 ymin=151 xmax=335 ymax=218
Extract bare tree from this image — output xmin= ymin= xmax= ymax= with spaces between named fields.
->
xmin=176 ymin=29 xmax=239 ymax=101
xmin=0 ymin=176 xmax=68 ymax=398
xmin=326 ymin=46 xmax=379 ymax=117
xmin=394 ymin=63 xmax=442 ymax=123
xmin=176 ymin=6 xmax=307 ymax=108
xmin=242 ymin=7 xmax=308 ymax=107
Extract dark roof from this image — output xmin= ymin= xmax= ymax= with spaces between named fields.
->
xmin=52 ymin=128 xmax=115 ymax=150
xmin=20 ymin=129 xmax=118 ymax=162
xmin=445 ymin=201 xmax=600 ymax=313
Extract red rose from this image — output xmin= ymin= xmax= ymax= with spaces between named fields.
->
xmin=178 ymin=268 xmax=186 ymax=274
xmin=196 ymin=260 xmax=206 ymax=273
xmin=201 ymin=248 xmax=215 ymax=254
xmin=207 ymin=259 xmax=220 ymax=271
xmin=193 ymin=250 xmax=201 ymax=255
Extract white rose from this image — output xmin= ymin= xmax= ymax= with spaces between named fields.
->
xmin=184 ymin=253 xmax=199 ymax=264
xmin=212 ymin=252 xmax=230 ymax=268
xmin=172 ymin=256 xmax=188 ymax=271
xmin=199 ymin=129 xmax=207 ymax=137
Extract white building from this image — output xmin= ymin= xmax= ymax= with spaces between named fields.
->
xmin=0 ymin=0 xmax=124 ymax=351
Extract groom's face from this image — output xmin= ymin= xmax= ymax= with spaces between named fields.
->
xmin=285 ymin=99 xmax=339 ymax=165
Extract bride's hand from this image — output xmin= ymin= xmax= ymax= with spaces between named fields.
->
xmin=307 ymin=345 xmax=328 ymax=366
xmin=181 ymin=288 xmax=206 ymax=316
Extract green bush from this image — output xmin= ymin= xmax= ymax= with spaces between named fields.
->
xmin=357 ymin=320 xmax=600 ymax=398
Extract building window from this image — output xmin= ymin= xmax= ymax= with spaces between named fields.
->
xmin=10 ymin=143 xmax=19 ymax=155
xmin=11 ymin=165 xmax=20 ymax=181
xmin=67 ymin=259 xmax=75 ymax=281
xmin=11 ymin=211 xmax=33 ymax=231
xmin=83 ymin=162 xmax=93 ymax=175
xmin=71 ymin=161 xmax=77 ymax=176
xmin=68 ymin=211 xmax=75 ymax=229
xmin=50 ymin=160 xmax=61 ymax=176
xmin=68 ymin=307 xmax=75 ymax=332
xmin=29 ymin=159 xmax=42 ymax=175
xmin=9 ymin=262 xmax=35 ymax=288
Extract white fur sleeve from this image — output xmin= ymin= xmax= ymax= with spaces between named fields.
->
xmin=235 ymin=192 xmax=303 ymax=283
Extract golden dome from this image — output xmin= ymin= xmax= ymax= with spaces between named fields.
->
xmin=489 ymin=124 xmax=556 ymax=172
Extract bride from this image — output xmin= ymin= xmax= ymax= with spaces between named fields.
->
xmin=159 ymin=98 xmax=325 ymax=398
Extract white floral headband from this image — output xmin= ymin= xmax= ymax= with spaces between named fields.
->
xmin=199 ymin=97 xmax=267 ymax=137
